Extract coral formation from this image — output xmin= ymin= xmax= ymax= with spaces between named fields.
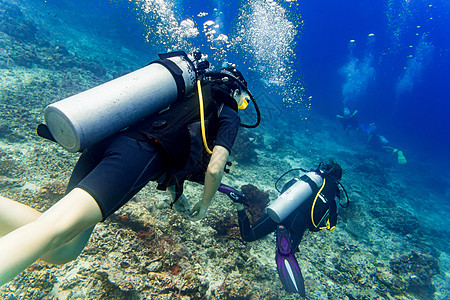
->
xmin=390 ymin=251 xmax=440 ymax=299
xmin=231 ymin=129 xmax=263 ymax=165
xmin=240 ymin=184 xmax=270 ymax=224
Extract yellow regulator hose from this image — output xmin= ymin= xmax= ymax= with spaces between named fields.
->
xmin=197 ymin=80 xmax=213 ymax=155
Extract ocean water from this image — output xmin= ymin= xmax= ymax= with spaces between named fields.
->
xmin=1 ymin=0 xmax=449 ymax=299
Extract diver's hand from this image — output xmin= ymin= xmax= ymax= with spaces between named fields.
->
xmin=190 ymin=201 xmax=208 ymax=221
xmin=173 ymin=194 xmax=192 ymax=220
xmin=234 ymin=202 xmax=245 ymax=211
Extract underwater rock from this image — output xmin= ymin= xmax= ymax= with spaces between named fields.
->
xmin=79 ymin=61 xmax=107 ymax=77
xmin=343 ymin=218 xmax=371 ymax=241
xmin=204 ymin=209 xmax=238 ymax=236
xmin=93 ymin=271 xmax=139 ymax=299
xmin=354 ymin=155 xmax=388 ymax=185
xmin=0 ymin=1 xmax=107 ymax=76
xmin=390 ymin=251 xmax=440 ymax=299
xmin=374 ymin=251 xmax=440 ymax=299
xmin=0 ymin=124 xmax=13 ymax=139
xmin=375 ymin=264 xmax=406 ymax=294
xmin=110 ymin=200 xmax=156 ymax=232
xmin=0 ymin=122 xmax=25 ymax=143
xmin=231 ymin=129 xmax=263 ymax=165
xmin=0 ymin=2 xmax=37 ymax=42
xmin=180 ymin=269 xmax=209 ymax=298
xmin=38 ymin=181 xmax=67 ymax=202
xmin=0 ymin=158 xmax=16 ymax=177
xmin=0 ymin=262 xmax=57 ymax=299
xmin=370 ymin=207 xmax=422 ymax=236
xmin=0 ymin=176 xmax=22 ymax=189
xmin=210 ymin=271 xmax=254 ymax=299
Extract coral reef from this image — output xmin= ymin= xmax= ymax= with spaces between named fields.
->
xmin=231 ymin=129 xmax=264 ymax=165
xmin=240 ymin=184 xmax=270 ymax=224
xmin=389 ymin=251 xmax=440 ymax=299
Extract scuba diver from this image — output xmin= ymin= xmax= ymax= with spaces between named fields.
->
xmin=336 ymin=107 xmax=359 ymax=134
xmin=0 ymin=50 xmax=260 ymax=286
xmin=360 ymin=122 xmax=407 ymax=165
xmin=219 ymin=159 xmax=349 ymax=296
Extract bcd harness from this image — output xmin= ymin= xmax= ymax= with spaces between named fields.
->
xmin=124 ymin=82 xmax=219 ymax=208
xmin=277 ymin=167 xmax=349 ymax=233
xmin=300 ymin=175 xmax=338 ymax=232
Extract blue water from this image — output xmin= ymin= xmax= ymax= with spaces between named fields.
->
xmin=299 ymin=0 xmax=450 ymax=165
xmin=40 ymin=0 xmax=450 ymax=165
xmin=2 ymin=0 xmax=450 ymax=297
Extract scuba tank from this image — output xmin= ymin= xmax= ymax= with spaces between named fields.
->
xmin=266 ymin=171 xmax=323 ymax=223
xmin=43 ymin=51 xmax=196 ymax=152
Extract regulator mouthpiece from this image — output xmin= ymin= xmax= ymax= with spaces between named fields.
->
xmin=238 ymin=93 xmax=250 ymax=110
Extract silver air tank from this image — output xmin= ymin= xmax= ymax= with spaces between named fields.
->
xmin=44 ymin=53 xmax=196 ymax=152
xmin=266 ymin=172 xmax=323 ymax=223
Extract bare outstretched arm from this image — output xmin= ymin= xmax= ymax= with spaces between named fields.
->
xmin=190 ymin=145 xmax=229 ymax=220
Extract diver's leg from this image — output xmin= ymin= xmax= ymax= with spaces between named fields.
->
xmin=0 ymin=187 xmax=102 ymax=286
xmin=238 ymin=210 xmax=277 ymax=242
xmin=0 ymin=196 xmax=41 ymax=236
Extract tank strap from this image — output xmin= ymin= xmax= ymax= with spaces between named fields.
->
xmin=152 ymin=58 xmax=186 ymax=102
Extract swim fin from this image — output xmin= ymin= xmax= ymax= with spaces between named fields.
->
xmin=276 ymin=225 xmax=305 ymax=296
xmin=218 ymin=184 xmax=248 ymax=205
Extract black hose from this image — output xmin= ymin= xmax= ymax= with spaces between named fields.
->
xmin=204 ymin=71 xmax=261 ymax=128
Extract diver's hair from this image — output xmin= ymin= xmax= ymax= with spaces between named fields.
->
xmin=324 ymin=158 xmax=342 ymax=180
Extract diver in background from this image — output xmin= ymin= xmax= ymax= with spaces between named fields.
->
xmin=337 ymin=107 xmax=359 ymax=134
xmin=0 ymin=62 xmax=251 ymax=286
xmin=360 ymin=122 xmax=407 ymax=165
xmin=336 ymin=108 xmax=407 ymax=165
xmin=220 ymin=159 xmax=347 ymax=296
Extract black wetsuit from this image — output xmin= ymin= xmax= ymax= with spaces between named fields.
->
xmin=237 ymin=176 xmax=340 ymax=251
xmin=66 ymin=83 xmax=240 ymax=220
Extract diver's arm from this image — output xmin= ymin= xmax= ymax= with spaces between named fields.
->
xmin=190 ymin=145 xmax=229 ymax=220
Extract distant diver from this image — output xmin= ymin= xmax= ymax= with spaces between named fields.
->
xmin=219 ymin=159 xmax=349 ymax=296
xmin=0 ymin=50 xmax=261 ymax=286
xmin=336 ymin=107 xmax=359 ymax=134
xmin=360 ymin=122 xmax=407 ymax=165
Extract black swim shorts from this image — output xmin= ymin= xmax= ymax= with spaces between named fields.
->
xmin=66 ymin=134 xmax=167 ymax=220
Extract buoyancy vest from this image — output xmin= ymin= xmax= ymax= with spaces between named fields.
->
xmin=123 ymin=83 xmax=222 ymax=204
xmin=281 ymin=176 xmax=340 ymax=232
xmin=310 ymin=178 xmax=339 ymax=231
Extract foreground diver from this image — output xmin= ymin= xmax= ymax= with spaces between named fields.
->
xmin=220 ymin=159 xmax=348 ymax=296
xmin=0 ymin=51 xmax=256 ymax=286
